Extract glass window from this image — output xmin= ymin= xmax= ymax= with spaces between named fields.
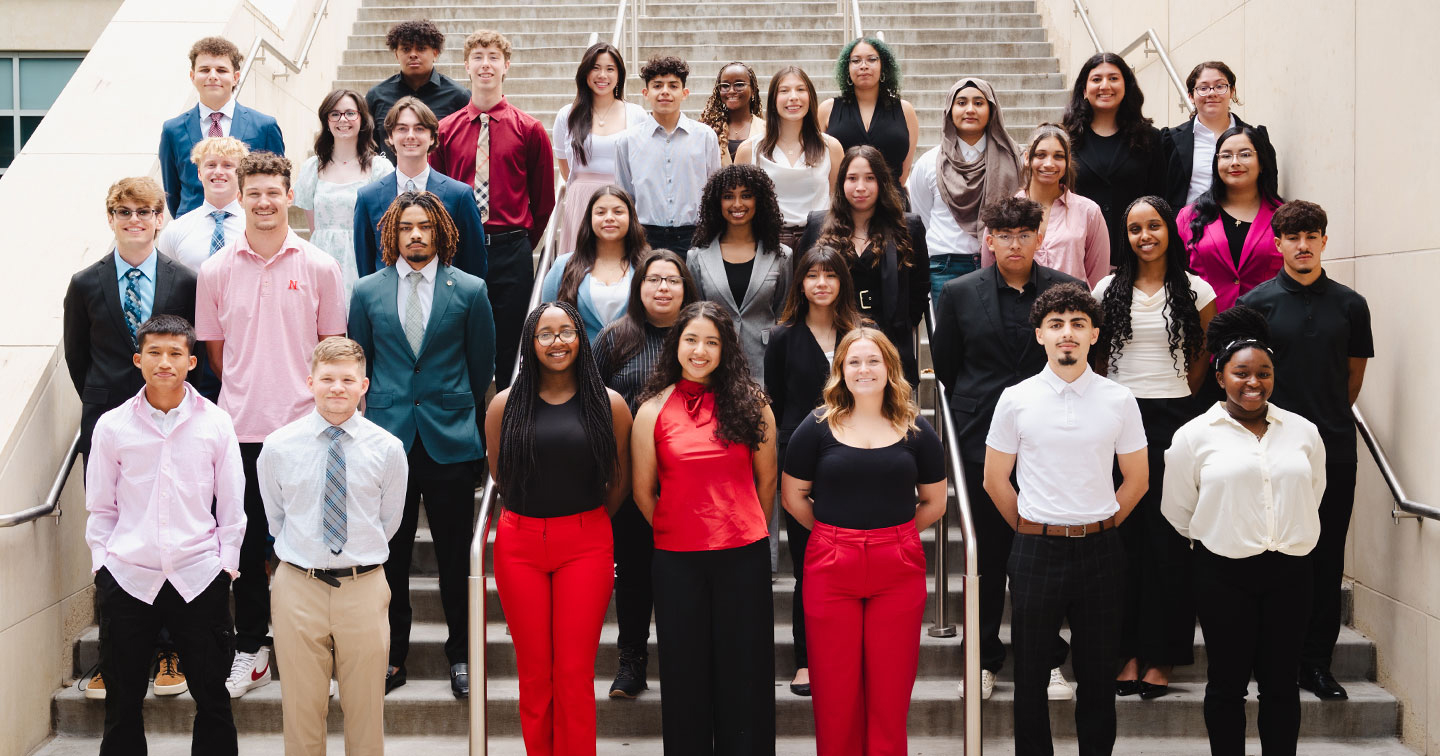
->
xmin=0 ymin=118 xmax=13 ymax=169
xmin=19 ymin=58 xmax=80 ymax=110
xmin=0 ymin=55 xmax=83 ymax=175
xmin=0 ymin=59 xmax=12 ymax=110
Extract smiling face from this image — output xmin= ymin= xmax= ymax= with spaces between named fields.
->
xmin=847 ymin=42 xmax=882 ymax=90
xmin=1036 ymin=309 xmax=1098 ymax=368
xmin=533 ymin=306 xmax=580 ymax=374
xmin=841 ymin=337 xmax=888 ymax=398
xmin=1126 ymin=201 xmax=1169 ymax=265
xmin=644 ymin=73 xmax=687 ymax=116
xmin=720 ymin=184 xmax=756 ymax=228
xmin=326 ymin=94 xmax=361 ymax=141
xmin=1084 ymin=62 xmax=1125 ymax=113
xmin=590 ymin=194 xmax=629 ymax=243
xmin=1219 ymin=347 xmax=1274 ymax=414
xmin=587 ymin=51 xmax=618 ymax=98
xmin=1277 ymin=229 xmax=1327 ymax=279
xmin=1028 ymin=135 xmax=1067 ymax=188
xmin=190 ymin=53 xmax=239 ymax=109
xmin=718 ymin=65 xmax=751 ymax=112
xmin=774 ymin=72 xmax=811 ymax=122
xmin=108 ymin=201 xmax=163 ymax=247
xmin=465 ymin=44 xmax=509 ymax=93
xmin=802 ymin=265 xmax=840 ymax=309
xmin=134 ymin=333 xmax=195 ymax=393
xmin=1216 ymin=133 xmax=1259 ymax=191
xmin=307 ymin=358 xmax=368 ymax=418
xmin=396 ymin=204 xmax=436 ymax=268
xmin=951 ymin=88 xmax=991 ymax=142
xmin=640 ymin=260 xmax=683 ymax=323
xmin=239 ymin=173 xmax=292 ymax=234
xmin=1190 ymin=66 xmax=1232 ymax=122
xmin=394 ymin=44 xmax=439 ymax=79
xmin=197 ymin=152 xmax=241 ymax=205
xmin=388 ymin=106 xmax=434 ymax=159
xmin=677 ymin=315 xmax=722 ymax=383
xmin=843 ymin=156 xmax=879 ymax=213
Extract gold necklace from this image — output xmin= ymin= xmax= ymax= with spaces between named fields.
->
xmin=595 ymin=100 xmax=621 ymax=128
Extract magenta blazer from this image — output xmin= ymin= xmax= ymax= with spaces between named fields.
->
xmin=1178 ymin=200 xmax=1283 ymax=311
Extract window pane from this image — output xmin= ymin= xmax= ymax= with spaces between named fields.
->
xmin=18 ymin=58 xmax=80 ymax=110
xmin=0 ymin=117 xmax=14 ymax=169
xmin=20 ymin=114 xmax=42 ymax=149
xmin=0 ymin=59 xmax=12 ymax=110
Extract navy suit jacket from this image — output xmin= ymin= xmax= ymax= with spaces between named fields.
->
xmin=159 ymin=103 xmax=285 ymax=217
xmin=348 ymin=263 xmax=496 ymax=464
xmin=352 ymin=171 xmax=488 ymax=280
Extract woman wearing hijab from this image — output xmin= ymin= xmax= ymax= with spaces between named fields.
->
xmin=908 ymin=77 xmax=1023 ymax=304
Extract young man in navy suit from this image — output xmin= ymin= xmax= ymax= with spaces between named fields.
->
xmin=159 ymin=37 xmax=285 ymax=218
xmin=348 ymin=192 xmax=495 ymax=698
xmin=353 ymin=97 xmax=487 ymax=280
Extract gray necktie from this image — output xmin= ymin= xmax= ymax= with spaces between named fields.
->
xmin=404 ymin=271 xmax=425 ymax=354
xmin=406 ymin=179 xmax=416 ymax=193
xmin=321 ymin=426 xmax=347 ymax=555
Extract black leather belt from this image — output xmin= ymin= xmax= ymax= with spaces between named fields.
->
xmin=285 ymin=561 xmax=381 ymax=587
xmin=484 ymin=228 xmax=529 ymax=245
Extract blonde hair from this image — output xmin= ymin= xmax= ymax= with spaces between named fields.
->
xmin=310 ymin=337 xmax=367 ymax=372
xmin=106 ymin=177 xmax=165 ymax=213
xmin=819 ymin=327 xmax=919 ymax=433
xmin=190 ymin=136 xmax=250 ymax=165
xmin=463 ymin=29 xmax=511 ymax=61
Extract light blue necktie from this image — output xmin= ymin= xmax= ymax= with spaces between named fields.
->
xmin=122 ymin=269 xmax=145 ymax=346
xmin=321 ymin=426 xmax=348 ymax=555
xmin=208 ymin=210 xmax=230 ymax=257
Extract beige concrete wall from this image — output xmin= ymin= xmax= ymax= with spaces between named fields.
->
xmin=0 ymin=1 xmax=359 ymax=754
xmin=0 ymin=0 xmax=124 ymax=51
xmin=1035 ymin=0 xmax=1440 ymax=750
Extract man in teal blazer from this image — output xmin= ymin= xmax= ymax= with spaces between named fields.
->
xmin=347 ymin=191 xmax=495 ymax=700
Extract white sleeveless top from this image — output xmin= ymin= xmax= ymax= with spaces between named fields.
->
xmin=747 ymin=135 xmax=831 ymax=226
xmin=552 ymin=101 xmax=649 ymax=175
xmin=1092 ymin=272 xmax=1217 ymax=399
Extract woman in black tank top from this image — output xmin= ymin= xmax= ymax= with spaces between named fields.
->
xmin=819 ymin=37 xmax=919 ymax=193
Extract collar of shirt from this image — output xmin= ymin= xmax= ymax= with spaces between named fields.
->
xmin=199 ymin=199 xmax=243 ymax=218
xmin=132 ymin=382 xmax=198 ymax=428
xmin=1193 ymin=113 xmax=1237 ymax=140
xmin=1205 ymin=400 xmax=1285 ymax=430
xmin=114 ymin=247 xmax=159 ymax=283
xmin=396 ymin=165 xmax=430 ymax=193
xmin=994 ymin=262 xmax=1040 ymax=292
xmin=1037 ymin=362 xmax=1097 ymax=396
xmin=1276 ymin=267 xmax=1330 ymax=294
xmin=305 ymin=408 xmax=369 ymax=441
xmin=233 ymin=229 xmax=307 ymax=264
xmin=960 ymin=133 xmax=987 ymax=162
xmin=401 ymin=68 xmax=446 ymax=94
xmin=199 ymin=98 xmax=236 ymax=123
xmin=644 ymin=112 xmax=701 ymax=138
xmin=463 ymin=97 xmax=512 ymax=124
xmin=396 ymin=254 xmax=439 ymax=283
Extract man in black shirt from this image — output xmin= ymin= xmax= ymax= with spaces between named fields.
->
xmin=1239 ymin=200 xmax=1373 ymax=701
xmin=365 ymin=19 xmax=471 ymax=162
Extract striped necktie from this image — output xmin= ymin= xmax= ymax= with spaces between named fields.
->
xmin=208 ymin=210 xmax=230 ymax=257
xmin=404 ymin=271 xmax=426 ymax=354
xmin=321 ymin=425 xmax=348 ymax=555
xmin=473 ymin=113 xmax=490 ymax=222
xmin=122 ymin=269 xmax=145 ymax=346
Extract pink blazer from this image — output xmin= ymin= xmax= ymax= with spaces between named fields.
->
xmin=1178 ymin=200 xmax=1282 ymax=311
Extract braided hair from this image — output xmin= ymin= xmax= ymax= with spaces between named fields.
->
xmin=692 ymin=164 xmax=784 ymax=253
xmin=1095 ymin=196 xmax=1205 ymax=375
xmin=1205 ymin=304 xmax=1272 ymax=372
xmin=698 ymin=61 xmax=762 ymax=153
xmin=496 ymin=301 xmax=618 ymax=506
xmin=378 ymin=191 xmax=459 ymax=267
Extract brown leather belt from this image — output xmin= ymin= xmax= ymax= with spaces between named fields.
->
xmin=1015 ymin=515 xmax=1116 ymax=538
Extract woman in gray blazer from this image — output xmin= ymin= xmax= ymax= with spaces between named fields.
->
xmin=686 ymin=164 xmax=792 ymax=385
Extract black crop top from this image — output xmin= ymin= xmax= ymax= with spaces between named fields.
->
xmin=507 ymin=393 xmax=601 ymax=517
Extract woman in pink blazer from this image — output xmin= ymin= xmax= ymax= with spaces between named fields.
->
xmin=1177 ymin=126 xmax=1282 ymax=311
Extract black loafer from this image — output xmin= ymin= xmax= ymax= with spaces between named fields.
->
xmin=385 ymin=666 xmax=406 ymax=694
xmin=450 ymin=663 xmax=470 ymax=699
xmin=1138 ymin=681 xmax=1170 ymax=699
xmin=1299 ymin=665 xmax=1348 ymax=700
xmin=1115 ymin=679 xmax=1141 ymax=697
xmin=790 ymin=682 xmax=812 ymax=697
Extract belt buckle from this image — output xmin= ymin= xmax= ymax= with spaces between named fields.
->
xmin=858 ymin=289 xmax=873 ymax=310
xmin=1065 ymin=524 xmax=1087 ymax=538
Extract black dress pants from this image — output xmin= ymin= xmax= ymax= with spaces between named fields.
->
xmin=652 ymin=538 xmax=776 ymax=755
xmin=1009 ymin=529 xmax=1125 ymax=756
xmin=612 ymin=497 xmax=655 ymax=653
xmin=487 ymin=231 xmax=535 ymax=390
xmin=386 ymin=437 xmax=476 ymax=669
xmin=234 ymin=442 xmax=271 ymax=653
xmin=641 ymin=224 xmax=697 ymax=256
xmin=97 ymin=568 xmax=237 ymax=756
xmin=1194 ymin=542 xmax=1312 ymax=756
xmin=1302 ymin=456 xmax=1357 ymax=670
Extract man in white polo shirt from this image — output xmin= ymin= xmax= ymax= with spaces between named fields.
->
xmin=984 ymin=282 xmax=1148 ymax=756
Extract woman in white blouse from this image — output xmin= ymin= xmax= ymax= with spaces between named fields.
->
xmin=1162 ymin=305 xmax=1325 ymax=756
xmin=1093 ymin=196 xmax=1215 ymax=699
xmin=554 ymin=42 xmax=648 ymax=255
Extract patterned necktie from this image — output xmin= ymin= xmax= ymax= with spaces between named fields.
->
xmin=122 ymin=269 xmax=145 ymax=346
xmin=473 ymin=113 xmax=490 ymax=223
xmin=208 ymin=210 xmax=230 ymax=257
xmin=321 ymin=425 xmax=348 ymax=555
xmin=405 ymin=179 xmax=417 ymax=193
xmin=404 ymin=271 xmax=426 ymax=354
xmin=207 ymin=111 xmax=223 ymax=138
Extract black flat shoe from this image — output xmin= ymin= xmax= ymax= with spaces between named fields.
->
xmin=1298 ymin=665 xmax=1348 ymax=700
xmin=385 ymin=666 xmax=407 ymax=694
xmin=450 ymin=663 xmax=470 ymax=699
xmin=1138 ymin=681 xmax=1170 ymax=699
xmin=1115 ymin=679 xmax=1141 ymax=697
xmin=790 ymin=682 xmax=811 ymax=697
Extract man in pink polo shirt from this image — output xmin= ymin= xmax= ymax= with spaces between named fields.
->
xmin=194 ymin=150 xmax=347 ymax=697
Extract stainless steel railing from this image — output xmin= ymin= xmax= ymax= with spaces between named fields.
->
xmin=467 ymin=179 xmax=568 ymax=755
xmin=0 ymin=429 xmax=82 ymax=528
xmin=1353 ymin=406 xmax=1438 ymax=522
xmin=235 ymin=0 xmax=331 ymax=97
xmin=1071 ymin=0 xmax=1194 ymax=115
xmin=840 ymin=0 xmax=865 ymax=41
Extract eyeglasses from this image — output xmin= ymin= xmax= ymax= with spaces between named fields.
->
xmin=327 ymin=110 xmax=361 ymax=122
xmin=849 ymin=55 xmax=881 ymax=66
xmin=1193 ymin=84 xmax=1231 ymax=96
xmin=111 ymin=208 xmax=159 ymax=219
xmin=992 ymin=232 xmax=1036 ymax=246
xmin=643 ymin=275 xmax=684 ymax=288
xmin=1217 ymin=149 xmax=1256 ymax=162
xmin=534 ymin=329 xmax=579 ymax=346
xmin=717 ymin=82 xmax=748 ymax=92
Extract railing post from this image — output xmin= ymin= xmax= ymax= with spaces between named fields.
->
xmin=926 ymin=369 xmax=956 ymax=639
xmin=468 ymin=481 xmax=495 ymax=755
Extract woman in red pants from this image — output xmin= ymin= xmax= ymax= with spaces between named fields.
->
xmin=485 ymin=301 xmax=633 ymax=756
xmin=781 ymin=327 xmax=948 ymax=756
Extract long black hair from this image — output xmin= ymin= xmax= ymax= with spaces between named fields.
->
xmin=1206 ymin=304 xmax=1272 ymax=373
xmin=692 ymin=164 xmax=784 ymax=253
xmin=816 ymin=144 xmax=914 ymax=268
xmin=557 ymin=185 xmax=648 ymax=306
xmin=777 ymin=246 xmax=862 ymax=329
xmin=638 ymin=301 xmax=769 ymax=449
xmin=1186 ymin=126 xmax=1282 ymax=245
xmin=1096 ymin=196 xmax=1205 ymax=374
xmin=566 ymin=42 xmax=628 ymax=166
xmin=595 ymin=249 xmax=700 ymax=376
xmin=1061 ymin=53 xmax=1155 ymax=154
xmin=497 ymin=301 xmax=618 ymax=504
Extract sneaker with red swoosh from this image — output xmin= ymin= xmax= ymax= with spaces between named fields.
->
xmin=225 ymin=646 xmax=272 ymax=698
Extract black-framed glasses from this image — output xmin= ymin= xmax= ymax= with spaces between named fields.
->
xmin=643 ymin=275 xmax=684 ymax=288
xmin=535 ymin=329 xmax=579 ymax=346
xmin=1194 ymin=84 xmax=1231 ymax=96
xmin=327 ymin=110 xmax=361 ymax=122
xmin=111 ymin=208 xmax=158 ymax=219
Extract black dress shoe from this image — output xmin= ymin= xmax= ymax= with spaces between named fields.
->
xmin=790 ymin=682 xmax=812 ymax=697
xmin=1299 ymin=665 xmax=1349 ymax=700
xmin=1138 ymin=681 xmax=1170 ymax=699
xmin=450 ymin=663 xmax=470 ymax=699
xmin=1115 ymin=679 xmax=1141 ymax=697
xmin=385 ymin=667 xmax=406 ymax=694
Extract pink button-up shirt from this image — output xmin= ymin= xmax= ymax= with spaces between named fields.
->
xmin=195 ymin=230 xmax=347 ymax=442
xmin=84 ymin=385 xmax=246 ymax=604
xmin=982 ymin=189 xmax=1110 ymax=287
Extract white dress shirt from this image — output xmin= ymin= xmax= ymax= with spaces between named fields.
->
xmin=987 ymin=364 xmax=1147 ymax=524
xmin=1186 ymin=114 xmax=1237 ymax=205
xmin=908 ymin=140 xmax=985 ymax=258
xmin=1092 ymin=272 xmax=1217 ymax=398
xmin=395 ymin=256 xmax=438 ymax=325
xmin=259 ymin=410 xmax=409 ymax=569
xmin=84 ymin=384 xmax=246 ymax=604
xmin=198 ymin=98 xmax=237 ymax=138
xmin=1162 ymin=402 xmax=1325 ymax=559
xmin=613 ymin=112 xmax=721 ymax=227
xmin=396 ymin=164 xmax=431 ymax=194
xmin=157 ymin=199 xmax=245 ymax=270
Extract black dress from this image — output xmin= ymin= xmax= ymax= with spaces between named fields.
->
xmin=1071 ymin=125 xmax=1167 ymax=266
xmin=827 ymin=97 xmax=909 ymax=190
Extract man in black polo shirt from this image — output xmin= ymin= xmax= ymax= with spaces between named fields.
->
xmin=365 ymin=19 xmax=471 ymax=162
xmin=1239 ymin=199 xmax=1373 ymax=701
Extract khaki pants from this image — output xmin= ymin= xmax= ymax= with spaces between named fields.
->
xmin=272 ymin=563 xmax=390 ymax=756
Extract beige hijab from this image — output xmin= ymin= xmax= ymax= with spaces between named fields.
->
xmin=937 ymin=77 xmax=1023 ymax=238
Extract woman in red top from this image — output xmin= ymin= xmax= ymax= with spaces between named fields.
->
xmin=631 ymin=301 xmax=778 ymax=755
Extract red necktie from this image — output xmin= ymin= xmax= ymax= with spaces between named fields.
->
xmin=208 ymin=112 xmax=223 ymax=138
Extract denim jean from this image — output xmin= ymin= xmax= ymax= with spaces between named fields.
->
xmin=928 ymin=254 xmax=981 ymax=306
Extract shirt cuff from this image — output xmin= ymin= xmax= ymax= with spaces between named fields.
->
xmin=219 ymin=545 xmax=241 ymax=573
xmin=90 ymin=548 xmax=107 ymax=574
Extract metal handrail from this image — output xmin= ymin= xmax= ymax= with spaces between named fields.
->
xmin=468 ymin=179 xmax=568 ymax=755
xmin=1071 ymin=0 xmax=1194 ymax=115
xmin=840 ymin=0 xmax=864 ymax=40
xmin=1353 ymin=406 xmax=1439 ymax=522
xmin=921 ymin=306 xmax=981 ymax=753
xmin=235 ymin=0 xmax=331 ymax=96
xmin=0 ymin=429 xmax=82 ymax=528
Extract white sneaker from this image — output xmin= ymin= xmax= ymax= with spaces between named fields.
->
xmin=1047 ymin=667 xmax=1074 ymax=700
xmin=225 ymin=647 xmax=272 ymax=698
xmin=958 ymin=669 xmax=996 ymax=700
xmin=330 ymin=679 xmax=338 ymax=698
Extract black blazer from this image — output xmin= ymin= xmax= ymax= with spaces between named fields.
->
xmin=1071 ymin=125 xmax=1166 ymax=266
xmin=931 ymin=264 xmax=1082 ymax=463
xmin=797 ymin=209 xmax=930 ymax=384
xmin=63 ymin=253 xmax=198 ymax=453
xmin=1159 ymin=114 xmax=1261 ymax=210
xmin=764 ymin=322 xmax=833 ymax=447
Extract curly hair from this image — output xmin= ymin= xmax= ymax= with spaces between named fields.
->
xmin=566 ymin=43 xmax=628 ymax=165
xmin=497 ymin=301 xmax=618 ymax=507
xmin=595 ymin=249 xmax=700 ymax=376
xmin=640 ymin=55 xmax=689 ymax=85
xmin=981 ymin=195 xmax=1044 ymax=232
xmin=314 ymin=89 xmax=379 ymax=172
xmin=1186 ymin=126 xmax=1282 ymax=246
xmin=237 ymin=151 xmax=291 ymax=191
xmin=819 ymin=327 xmax=918 ymax=433
xmin=816 ymin=144 xmax=913 ymax=269
xmin=638 ymin=302 xmax=769 ymax=449
xmin=1029 ymin=282 xmax=1103 ymax=329
xmin=378 ymin=191 xmax=459 ymax=267
xmin=777 ymin=246 xmax=862 ymax=329
xmin=1206 ymin=304 xmax=1272 ymax=372
xmin=1095 ymin=196 xmax=1205 ymax=375
xmin=699 ymin=61 xmax=761 ymax=153
xmin=463 ymin=30 xmax=510 ymax=61
xmin=189 ymin=36 xmax=242 ymax=69
xmin=834 ymin=37 xmax=902 ymax=104
xmin=693 ymin=164 xmax=784 ymax=253
xmin=557 ymin=185 xmax=648 ymax=306
xmin=1062 ymin=53 xmax=1156 ymax=154
xmin=1270 ymin=199 xmax=1327 ymax=236
xmin=385 ymin=19 xmax=445 ymax=53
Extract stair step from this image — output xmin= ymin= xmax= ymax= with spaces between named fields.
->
xmin=346 ymin=13 xmax=1052 ymax=37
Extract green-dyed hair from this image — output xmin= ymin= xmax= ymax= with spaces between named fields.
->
xmin=834 ymin=37 xmax=902 ymax=105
